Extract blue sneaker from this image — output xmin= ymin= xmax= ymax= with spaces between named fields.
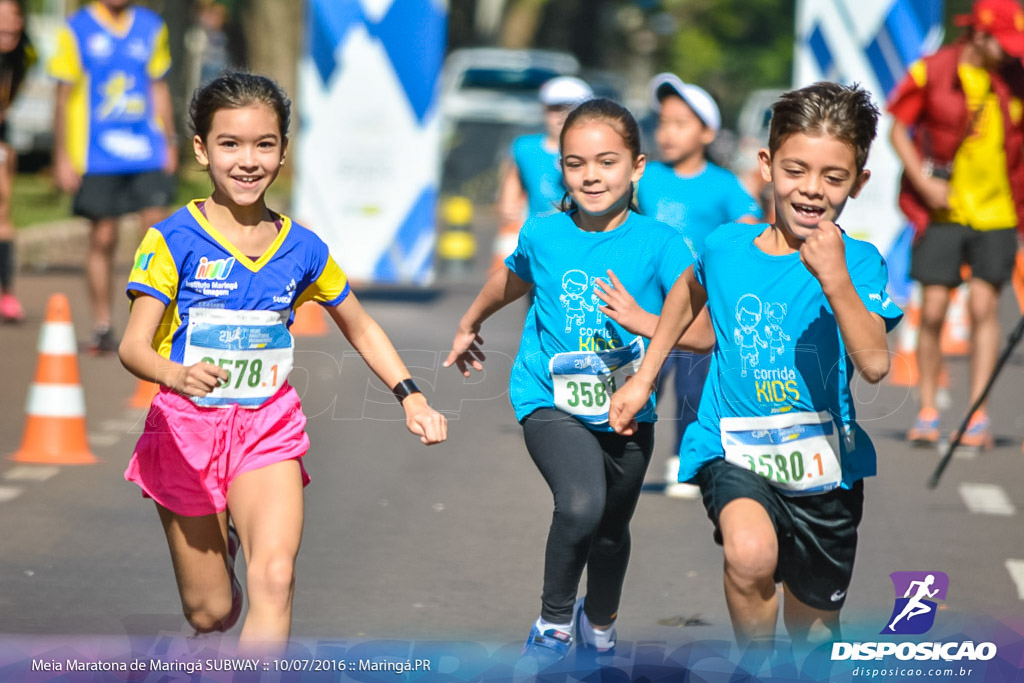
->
xmin=521 ymin=622 xmax=572 ymax=665
xmin=574 ymin=597 xmax=616 ymax=654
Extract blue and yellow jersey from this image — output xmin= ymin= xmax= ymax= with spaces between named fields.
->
xmin=126 ymin=201 xmax=351 ymax=363
xmin=48 ymin=2 xmax=171 ymax=175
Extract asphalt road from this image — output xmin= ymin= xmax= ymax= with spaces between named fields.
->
xmin=1 ymin=232 xmax=1023 ymax=665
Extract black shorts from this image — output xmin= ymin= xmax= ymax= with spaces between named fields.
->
xmin=72 ymin=171 xmax=176 ymax=220
xmin=695 ymin=457 xmax=864 ymax=611
xmin=910 ymin=222 xmax=1018 ymax=287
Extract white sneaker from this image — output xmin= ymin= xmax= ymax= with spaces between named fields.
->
xmin=666 ymin=482 xmax=701 ymax=499
xmin=664 ymin=457 xmax=680 ymax=484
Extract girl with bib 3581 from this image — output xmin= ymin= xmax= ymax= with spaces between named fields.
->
xmin=445 ymin=98 xmax=705 ymax=665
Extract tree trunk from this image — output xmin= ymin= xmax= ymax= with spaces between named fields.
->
xmin=242 ymin=0 xmax=301 ymax=105
xmin=499 ymin=0 xmax=549 ymax=49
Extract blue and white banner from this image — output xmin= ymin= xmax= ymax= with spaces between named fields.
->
xmin=295 ymin=0 xmax=446 ymax=285
xmin=794 ymin=0 xmax=943 ymax=268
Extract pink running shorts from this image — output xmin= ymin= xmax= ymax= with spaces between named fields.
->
xmin=125 ymin=383 xmax=311 ymax=516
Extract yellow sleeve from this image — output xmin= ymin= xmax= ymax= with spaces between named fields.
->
xmin=908 ymin=59 xmax=926 ymax=89
xmin=147 ymin=23 xmax=171 ymax=80
xmin=127 ymin=228 xmax=179 ymax=305
xmin=47 ymin=26 xmax=81 ymax=83
xmin=296 ymin=255 xmax=350 ymax=307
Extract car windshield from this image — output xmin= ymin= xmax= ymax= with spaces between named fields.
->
xmin=458 ymin=67 xmax=562 ymax=93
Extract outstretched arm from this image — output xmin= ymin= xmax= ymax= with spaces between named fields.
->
xmin=608 ymin=267 xmax=706 ymax=434
xmin=328 ymin=294 xmax=447 ymax=444
xmin=444 ymin=266 xmax=531 ymax=376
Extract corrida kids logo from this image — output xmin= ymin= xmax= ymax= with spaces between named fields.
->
xmin=882 ymin=571 xmax=948 ymax=635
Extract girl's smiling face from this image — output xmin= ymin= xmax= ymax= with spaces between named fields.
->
xmin=759 ymin=131 xmax=869 ymax=241
xmin=193 ymin=104 xmax=286 ymax=208
xmin=561 ymin=120 xmax=645 ymax=218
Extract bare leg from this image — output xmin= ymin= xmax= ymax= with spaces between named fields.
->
xmin=86 ymin=218 xmax=119 ymax=329
xmin=227 ymin=459 xmax=304 ymax=654
xmin=138 ymin=206 xmax=170 ymax=240
xmin=782 ymin=584 xmax=841 ymax=654
xmin=155 ymin=504 xmax=235 ymax=633
xmin=719 ymin=498 xmax=779 ymax=647
xmin=917 ymin=285 xmax=951 ymax=413
xmin=967 ymin=277 xmax=1001 ymax=411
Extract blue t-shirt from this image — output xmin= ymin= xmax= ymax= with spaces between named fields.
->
xmin=511 ymin=134 xmax=563 ymax=218
xmin=682 ymin=223 xmax=903 ymax=488
xmin=505 ymin=211 xmax=694 ymax=430
xmin=637 ymin=161 xmax=762 ymax=257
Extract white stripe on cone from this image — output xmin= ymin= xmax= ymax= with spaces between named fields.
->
xmin=37 ymin=322 xmax=77 ymax=355
xmin=25 ymin=384 xmax=86 ymax=417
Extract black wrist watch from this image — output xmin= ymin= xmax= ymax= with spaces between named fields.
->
xmin=392 ymin=378 xmax=422 ymax=404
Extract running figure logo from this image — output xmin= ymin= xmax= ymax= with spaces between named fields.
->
xmin=882 ymin=571 xmax=949 ymax=635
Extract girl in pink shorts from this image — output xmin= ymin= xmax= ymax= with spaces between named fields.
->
xmin=119 ymin=72 xmax=447 ymax=652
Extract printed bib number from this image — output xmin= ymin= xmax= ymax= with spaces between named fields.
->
xmin=720 ymin=411 xmax=841 ymax=495
xmin=183 ymin=308 xmax=294 ymax=409
xmin=550 ymin=336 xmax=644 ymax=425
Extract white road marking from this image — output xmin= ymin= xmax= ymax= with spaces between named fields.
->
xmin=936 ymin=440 xmax=976 ymax=459
xmin=4 ymin=466 xmax=60 ymax=482
xmin=959 ymin=483 xmax=1016 ymax=516
xmin=89 ymin=433 xmax=122 ymax=447
xmin=0 ymin=486 xmax=24 ymax=503
xmin=1006 ymin=560 xmax=1024 ymax=600
xmin=100 ymin=418 xmax=142 ymax=433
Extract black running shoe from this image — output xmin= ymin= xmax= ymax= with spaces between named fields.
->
xmin=87 ymin=326 xmax=119 ymax=355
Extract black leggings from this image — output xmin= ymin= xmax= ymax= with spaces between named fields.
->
xmin=522 ymin=408 xmax=654 ymax=624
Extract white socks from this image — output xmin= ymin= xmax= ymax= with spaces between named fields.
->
xmin=578 ymin=610 xmax=616 ymax=650
xmin=535 ymin=617 xmax=571 ymax=635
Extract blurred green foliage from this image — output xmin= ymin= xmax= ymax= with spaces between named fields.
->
xmin=656 ymin=0 xmax=796 ymax=125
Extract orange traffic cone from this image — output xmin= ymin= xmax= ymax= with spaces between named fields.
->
xmin=490 ymin=220 xmax=522 ymax=273
xmin=11 ymin=293 xmax=96 ymax=464
xmin=127 ymin=379 xmax=158 ymax=408
xmin=290 ymin=301 xmax=328 ymax=337
xmin=889 ymin=295 xmax=920 ymax=387
xmin=941 ymin=278 xmax=970 ymax=357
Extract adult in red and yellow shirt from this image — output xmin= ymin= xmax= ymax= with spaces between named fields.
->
xmin=888 ymin=0 xmax=1024 ymax=448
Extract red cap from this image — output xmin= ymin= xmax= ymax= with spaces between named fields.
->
xmin=956 ymin=0 xmax=1024 ymax=57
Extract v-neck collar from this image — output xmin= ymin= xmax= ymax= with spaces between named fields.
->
xmin=187 ymin=199 xmax=291 ymax=272
xmin=88 ymin=2 xmax=135 ymax=37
